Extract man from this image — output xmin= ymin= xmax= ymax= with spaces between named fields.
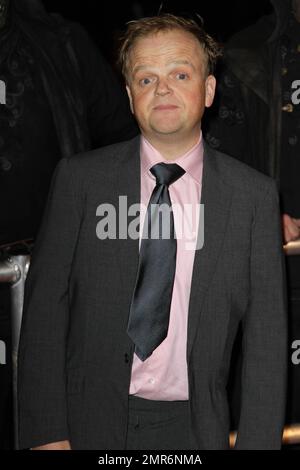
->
xmin=205 ymin=0 xmax=300 ymax=424
xmin=18 ymin=14 xmax=287 ymax=450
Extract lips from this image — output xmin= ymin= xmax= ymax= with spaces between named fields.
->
xmin=153 ymin=105 xmax=179 ymax=111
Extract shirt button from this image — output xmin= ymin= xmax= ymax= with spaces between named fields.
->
xmin=149 ymin=378 xmax=155 ymax=384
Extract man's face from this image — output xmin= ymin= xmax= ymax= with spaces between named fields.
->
xmin=126 ymin=29 xmax=216 ymax=141
xmin=0 ymin=0 xmax=9 ymax=30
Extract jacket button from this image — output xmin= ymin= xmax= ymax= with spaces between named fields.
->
xmin=124 ymin=353 xmax=129 ymax=363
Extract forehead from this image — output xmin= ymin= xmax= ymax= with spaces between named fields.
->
xmin=129 ymin=29 xmax=205 ymax=67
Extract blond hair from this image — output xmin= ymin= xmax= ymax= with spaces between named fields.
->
xmin=118 ymin=14 xmax=222 ymax=82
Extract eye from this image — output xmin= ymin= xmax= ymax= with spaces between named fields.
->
xmin=176 ymin=73 xmax=189 ymax=80
xmin=139 ymin=77 xmax=153 ymax=86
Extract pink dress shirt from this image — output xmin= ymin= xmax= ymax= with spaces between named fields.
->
xmin=129 ymin=132 xmax=204 ymax=401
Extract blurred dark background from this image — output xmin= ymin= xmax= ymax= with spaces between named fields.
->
xmin=42 ymin=0 xmax=272 ymax=63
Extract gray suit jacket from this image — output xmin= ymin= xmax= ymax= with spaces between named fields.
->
xmin=18 ymin=135 xmax=287 ymax=449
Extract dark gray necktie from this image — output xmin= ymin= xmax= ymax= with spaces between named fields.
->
xmin=127 ymin=162 xmax=186 ymax=361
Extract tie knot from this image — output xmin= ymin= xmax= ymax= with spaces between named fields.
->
xmin=150 ymin=163 xmax=185 ymax=187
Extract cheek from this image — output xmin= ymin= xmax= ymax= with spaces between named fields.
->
xmin=183 ymin=89 xmax=205 ymax=111
xmin=132 ymin=91 xmax=152 ymax=114
xmin=176 ymin=82 xmax=204 ymax=105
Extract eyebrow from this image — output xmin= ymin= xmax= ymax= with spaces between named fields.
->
xmin=167 ymin=60 xmax=195 ymax=69
xmin=132 ymin=60 xmax=195 ymax=77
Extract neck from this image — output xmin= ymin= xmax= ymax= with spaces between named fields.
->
xmin=143 ymin=129 xmax=201 ymax=161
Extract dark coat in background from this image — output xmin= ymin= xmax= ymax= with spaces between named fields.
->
xmin=204 ymin=0 xmax=291 ymax=184
xmin=0 ymin=0 xmax=138 ymax=245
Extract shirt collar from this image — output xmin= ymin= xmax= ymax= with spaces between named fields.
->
xmin=140 ymin=131 xmax=204 ymax=185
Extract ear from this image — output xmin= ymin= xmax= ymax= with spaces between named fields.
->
xmin=126 ymin=85 xmax=134 ymax=114
xmin=204 ymin=75 xmax=216 ymax=108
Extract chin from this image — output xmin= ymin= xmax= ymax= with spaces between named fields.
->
xmin=152 ymin=127 xmax=182 ymax=136
xmin=151 ymin=121 xmax=182 ymax=135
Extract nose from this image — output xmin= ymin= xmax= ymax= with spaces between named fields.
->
xmin=155 ymin=77 xmax=172 ymax=96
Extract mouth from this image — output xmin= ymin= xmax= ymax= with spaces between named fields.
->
xmin=153 ymin=105 xmax=179 ymax=111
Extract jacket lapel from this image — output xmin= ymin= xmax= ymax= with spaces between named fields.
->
xmin=187 ymin=142 xmax=233 ymax=361
xmin=115 ymin=136 xmax=141 ymax=315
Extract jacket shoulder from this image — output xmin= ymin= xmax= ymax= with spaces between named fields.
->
xmin=207 ymin=145 xmax=277 ymax=199
xmin=65 ymin=136 xmax=140 ymax=174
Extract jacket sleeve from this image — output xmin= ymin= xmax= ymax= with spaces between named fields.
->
xmin=17 ymin=157 xmax=83 ymax=449
xmin=235 ymin=180 xmax=287 ymax=449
